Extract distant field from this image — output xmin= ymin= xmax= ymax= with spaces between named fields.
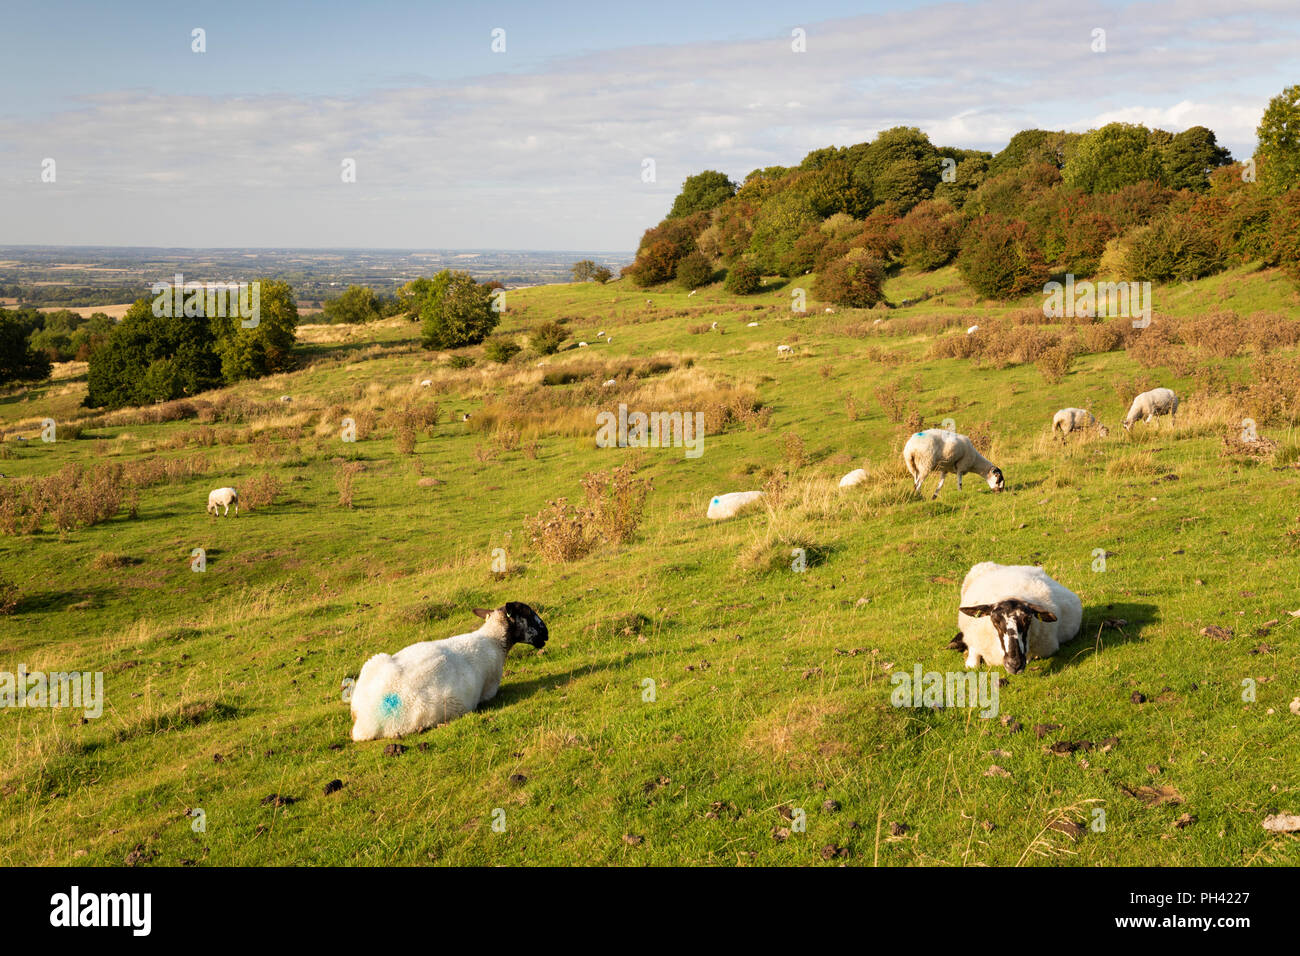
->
xmin=1 ymin=266 xmax=1298 ymax=866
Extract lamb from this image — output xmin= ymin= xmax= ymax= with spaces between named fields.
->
xmin=903 ymin=429 xmax=1004 ymax=498
xmin=206 ymin=487 xmax=239 ymax=517
xmin=949 ymin=562 xmax=1082 ymax=674
xmin=706 ymin=491 xmax=764 ymax=520
xmin=350 ymin=602 xmax=548 ymax=741
xmin=839 ymin=468 xmax=867 ymax=488
xmin=1122 ymin=387 xmax=1178 ymax=432
xmin=1052 ymin=407 xmax=1109 ymax=440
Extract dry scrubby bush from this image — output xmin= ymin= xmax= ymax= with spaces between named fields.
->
xmin=241 ymin=473 xmax=284 ymax=510
xmin=527 ymin=464 xmax=653 ymax=562
xmin=0 ymin=454 xmax=209 ymax=535
xmin=0 ymin=577 xmax=17 ymax=614
xmin=336 ymin=461 xmax=362 ymax=508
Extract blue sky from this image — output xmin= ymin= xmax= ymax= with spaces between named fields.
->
xmin=2 ymin=0 xmax=1297 ymax=250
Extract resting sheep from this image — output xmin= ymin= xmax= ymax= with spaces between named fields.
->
xmin=350 ymin=602 xmax=548 ymax=741
xmin=1122 ymin=387 xmax=1178 ymax=432
xmin=1052 ymin=407 xmax=1108 ymax=440
xmin=206 ymin=487 xmax=239 ymax=517
xmin=903 ymin=430 xmax=1004 ymax=498
xmin=839 ymin=468 xmax=867 ymax=488
xmin=707 ymin=491 xmax=764 ymax=520
xmin=950 ymin=562 xmax=1082 ymax=674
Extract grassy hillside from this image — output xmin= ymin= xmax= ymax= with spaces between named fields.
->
xmin=1 ymin=267 xmax=1299 ymax=866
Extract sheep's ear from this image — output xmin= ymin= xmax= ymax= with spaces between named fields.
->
xmin=959 ymin=605 xmax=992 ymax=618
xmin=1026 ymin=604 xmax=1057 ymax=622
xmin=472 ymin=608 xmax=492 ymax=620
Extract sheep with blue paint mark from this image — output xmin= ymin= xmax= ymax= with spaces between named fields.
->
xmin=349 ymin=602 xmax=548 ymax=741
xmin=903 ymin=429 xmax=1004 ymax=499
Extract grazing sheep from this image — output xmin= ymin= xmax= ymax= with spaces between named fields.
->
xmin=777 ymin=344 xmax=792 ymax=359
xmin=950 ymin=562 xmax=1082 ymax=674
xmin=903 ymin=430 xmax=1004 ymax=498
xmin=206 ymin=487 xmax=239 ymax=517
xmin=706 ymin=491 xmax=764 ymax=520
xmin=578 ymin=341 xmax=589 ymax=347
xmin=278 ymin=395 xmax=292 ymax=403
xmin=349 ymin=602 xmax=548 ymax=741
xmin=839 ymin=468 xmax=867 ymax=488
xmin=824 ymin=307 xmax=834 ymax=314
xmin=1122 ymin=387 xmax=1178 ymax=432
xmin=966 ymin=325 xmax=979 ymax=335
xmin=688 ymin=290 xmax=697 ymax=297
xmin=1052 ymin=407 xmax=1109 ymax=440
xmin=747 ymin=321 xmax=759 ymax=327
xmin=420 ymin=379 xmax=432 ymax=387
xmin=602 ymin=379 xmax=617 ymax=387
xmin=461 ymin=412 xmax=472 ymax=422
xmin=597 ymin=330 xmax=606 ymax=337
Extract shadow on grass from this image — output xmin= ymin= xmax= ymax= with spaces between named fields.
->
xmin=1039 ymin=601 xmax=1161 ymax=672
xmin=15 ymin=587 xmax=115 ymax=615
xmin=488 ymin=652 xmax=656 ymax=710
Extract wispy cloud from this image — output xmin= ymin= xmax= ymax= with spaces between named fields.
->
xmin=1 ymin=0 xmax=1296 ymax=248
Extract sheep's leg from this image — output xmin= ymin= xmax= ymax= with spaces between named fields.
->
xmin=931 ymin=474 xmax=946 ymax=499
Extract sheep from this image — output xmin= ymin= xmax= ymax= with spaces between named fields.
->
xmin=278 ymin=394 xmax=292 ymax=403
xmin=1052 ymin=407 xmax=1108 ymax=440
xmin=578 ymin=341 xmax=589 ymax=348
xmin=824 ymin=307 xmax=834 ymax=314
xmin=602 ymin=378 xmax=617 ymax=387
xmin=1122 ymin=387 xmax=1178 ymax=432
xmin=966 ymin=324 xmax=979 ymax=335
xmin=461 ymin=412 xmax=472 ymax=422
xmin=420 ymin=379 xmax=432 ymax=388
xmin=706 ymin=491 xmax=764 ymax=520
xmin=903 ymin=429 xmax=1004 ymax=498
xmin=597 ymin=330 xmax=606 ymax=337
xmin=688 ymin=290 xmax=697 ymax=297
xmin=349 ymin=602 xmax=548 ymax=741
xmin=949 ymin=562 xmax=1082 ymax=674
xmin=777 ymin=344 xmax=792 ymax=359
xmin=839 ymin=468 xmax=867 ymax=488
xmin=747 ymin=321 xmax=759 ymax=327
xmin=206 ymin=487 xmax=239 ymax=517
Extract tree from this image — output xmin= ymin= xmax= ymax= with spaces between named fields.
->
xmin=0 ymin=312 xmax=52 ymax=385
xmin=1256 ymin=84 xmax=1300 ymax=195
xmin=1124 ymin=210 xmax=1226 ymax=282
xmin=420 ymin=271 xmax=497 ymax=350
xmin=571 ymin=260 xmax=597 ymax=282
xmin=483 ymin=337 xmax=521 ymax=363
xmin=1062 ymin=123 xmax=1164 ymax=194
xmin=322 ymin=284 xmax=381 ymax=324
xmin=1160 ymin=126 xmax=1232 ymax=191
xmin=667 ymin=171 xmax=737 ymax=219
xmin=212 ymin=278 xmax=298 ymax=382
xmin=592 ymin=265 xmax=613 ymax=284
xmin=895 ymin=200 xmax=963 ymax=270
xmin=851 ymin=127 xmax=943 ymax=213
xmin=84 ymin=297 xmax=224 ymax=408
xmin=1271 ymin=189 xmax=1300 ymax=285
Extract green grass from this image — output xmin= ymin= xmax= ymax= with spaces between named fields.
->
xmin=1 ymin=269 xmax=1299 ymax=867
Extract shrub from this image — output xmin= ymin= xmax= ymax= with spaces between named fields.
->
xmin=530 ymin=321 xmax=569 ymax=355
xmin=395 ymin=424 xmax=417 ymax=455
xmin=674 ymin=251 xmax=714 ymax=289
xmin=0 ymin=576 xmax=17 ymax=614
xmin=241 ymin=473 xmax=283 ymax=510
xmin=814 ymin=251 xmax=886 ymax=308
xmin=447 ymin=354 xmax=475 ymax=369
xmin=420 ymin=271 xmax=498 ymax=349
xmin=1269 ymin=188 xmax=1300 ymax=286
xmin=1124 ymin=210 xmax=1226 ymax=282
xmin=525 ymin=498 xmax=597 ymax=562
xmin=336 ymin=462 xmax=361 ymax=508
xmin=580 ymin=464 xmax=653 ymax=545
xmin=483 ymin=337 xmax=521 ymax=363
xmin=895 ymin=200 xmax=963 ymax=270
xmin=956 ymin=216 xmax=1049 ymax=299
xmin=1035 ymin=345 xmax=1074 ymax=384
xmin=723 ymin=260 xmax=762 ymax=295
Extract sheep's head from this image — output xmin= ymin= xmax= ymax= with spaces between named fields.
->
xmin=475 ymin=603 xmax=548 ymax=649
xmin=959 ymin=599 xmax=1056 ymax=674
xmin=986 ymin=467 xmax=1005 ymax=493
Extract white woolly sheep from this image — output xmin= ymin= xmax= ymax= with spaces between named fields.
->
xmin=278 ymin=395 xmax=292 ymax=403
xmin=950 ymin=562 xmax=1082 ymax=674
xmin=420 ymin=379 xmax=432 ymax=387
xmin=903 ymin=429 xmax=1004 ymax=498
xmin=597 ymin=330 xmax=606 ymax=337
xmin=777 ymin=344 xmax=792 ymax=359
xmin=578 ymin=341 xmax=589 ymax=347
xmin=1052 ymin=407 xmax=1108 ymax=440
xmin=706 ymin=491 xmax=764 ymax=520
xmin=349 ymin=602 xmax=548 ymax=741
xmin=602 ymin=379 xmax=617 ymax=387
xmin=206 ymin=487 xmax=239 ymax=517
xmin=839 ymin=468 xmax=867 ymax=488
xmin=1122 ymin=387 xmax=1178 ymax=432
xmin=688 ymin=290 xmax=697 ymax=297
xmin=966 ymin=325 xmax=979 ymax=335
xmin=747 ymin=321 xmax=759 ymax=327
